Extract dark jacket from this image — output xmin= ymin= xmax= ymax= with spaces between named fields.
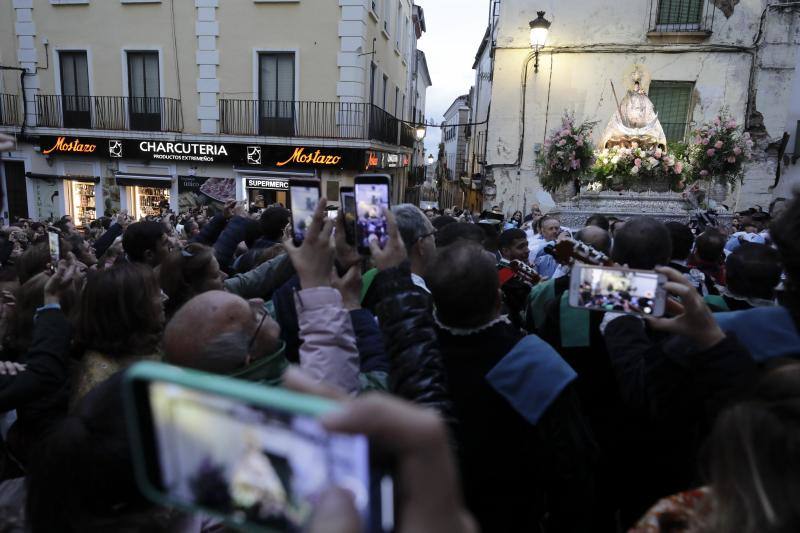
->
xmin=370 ymin=264 xmax=452 ymax=419
xmin=1 ymin=308 xmax=73 ymax=467
xmin=192 ymin=214 xmax=228 ymax=246
xmin=349 ymin=309 xmax=390 ymax=374
xmin=436 ymin=317 xmax=595 ymax=533
xmin=603 ymin=316 xmax=757 ymax=524
xmin=92 ymin=223 xmax=123 ymax=259
xmin=213 ymin=215 xmax=253 ymax=272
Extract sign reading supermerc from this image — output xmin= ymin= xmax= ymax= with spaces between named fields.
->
xmin=245 ymin=178 xmax=289 ymax=190
xmin=139 ymin=141 xmax=229 ymax=162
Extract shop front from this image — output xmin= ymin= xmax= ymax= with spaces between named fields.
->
xmin=365 ymin=150 xmax=411 ymax=204
xmin=178 ymin=175 xmax=237 ymax=212
xmin=115 ymin=171 xmax=173 ymax=219
xmin=26 ymin=171 xmax=101 ymax=226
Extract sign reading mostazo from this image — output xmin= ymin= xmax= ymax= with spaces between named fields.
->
xmin=39 ymin=136 xmax=366 ymax=169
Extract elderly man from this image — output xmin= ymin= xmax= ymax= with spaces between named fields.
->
xmin=165 ymin=198 xmax=361 ymax=393
xmin=392 ymin=204 xmax=438 ymax=292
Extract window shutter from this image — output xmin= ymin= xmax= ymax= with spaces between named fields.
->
xmin=657 ymin=0 xmax=703 ymax=25
xmin=648 ymin=81 xmax=694 ymax=142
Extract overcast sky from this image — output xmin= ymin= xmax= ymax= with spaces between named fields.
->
xmin=415 ymin=0 xmax=489 ymax=156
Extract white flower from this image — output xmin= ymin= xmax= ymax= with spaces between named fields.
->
xmin=647 ymin=157 xmax=659 ymax=168
xmin=630 ymin=166 xmax=640 ymax=175
xmin=611 ymin=155 xmax=620 ymax=164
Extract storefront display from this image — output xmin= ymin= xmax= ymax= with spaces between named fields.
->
xmin=244 ymin=177 xmax=289 ymax=208
xmin=67 ymin=181 xmax=97 ymax=226
xmin=135 ymin=187 xmax=170 ymax=219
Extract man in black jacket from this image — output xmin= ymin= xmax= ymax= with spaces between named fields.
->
xmin=427 ymin=242 xmax=596 ymax=533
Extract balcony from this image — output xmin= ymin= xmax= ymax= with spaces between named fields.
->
xmin=219 ymin=100 xmax=415 ymax=148
xmin=648 ymin=0 xmax=715 ymax=36
xmin=35 ymin=95 xmax=183 ymax=132
xmin=0 ymin=94 xmax=22 ymax=127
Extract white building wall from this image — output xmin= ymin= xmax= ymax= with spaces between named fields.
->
xmin=483 ymin=0 xmax=800 ymax=212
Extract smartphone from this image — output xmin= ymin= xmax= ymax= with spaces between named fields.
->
xmin=340 ymin=186 xmax=356 ymax=246
xmin=47 ymin=231 xmax=60 ymax=266
xmin=289 ymin=179 xmax=321 ymax=245
xmin=123 ymin=361 xmax=394 ymax=533
xmin=354 ymin=175 xmax=391 ymax=254
xmin=569 ymin=264 xmax=667 ymax=317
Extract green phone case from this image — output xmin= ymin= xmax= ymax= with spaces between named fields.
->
xmin=122 ymin=361 xmax=342 ymax=533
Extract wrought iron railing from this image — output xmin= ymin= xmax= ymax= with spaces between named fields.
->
xmin=220 ymin=99 xmax=414 ymax=148
xmin=648 ymin=0 xmax=715 ymax=33
xmin=0 ymin=94 xmax=22 ymax=126
xmin=35 ymin=95 xmax=183 ymax=132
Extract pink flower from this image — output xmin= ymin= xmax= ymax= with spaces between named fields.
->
xmin=557 ymin=139 xmax=566 ymax=146
xmin=576 ymin=139 xmax=584 ymax=147
xmin=714 ymin=117 xmax=721 ymax=126
xmin=560 ymin=129 xmax=570 ymax=137
xmin=634 ymin=158 xmax=642 ymax=167
xmin=570 ymin=159 xmax=581 ymax=170
xmin=733 ymin=146 xmax=742 ymax=155
xmin=714 ymin=140 xmax=724 ymax=149
xmin=674 ymin=161 xmax=683 ymax=174
xmin=654 ymin=148 xmax=662 ymax=159
xmin=707 ymin=148 xmax=716 ymax=157
xmin=725 ymin=119 xmax=736 ymax=128
xmin=727 ymin=156 xmax=737 ymax=164
xmin=693 ymin=137 xmax=702 ymax=145
xmin=743 ymin=132 xmax=751 ymax=140
xmin=631 ymin=142 xmax=639 ymax=149
xmin=701 ymin=138 xmax=710 ymax=145
xmin=699 ymin=170 xmax=709 ymax=177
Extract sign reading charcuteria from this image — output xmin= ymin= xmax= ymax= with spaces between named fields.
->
xmin=38 ymin=136 xmax=366 ymax=169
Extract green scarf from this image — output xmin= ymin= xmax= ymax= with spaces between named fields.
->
xmin=228 ymin=341 xmax=287 ymax=386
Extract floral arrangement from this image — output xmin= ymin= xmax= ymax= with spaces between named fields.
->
xmin=689 ymin=113 xmax=753 ymax=187
xmin=536 ymin=113 xmax=597 ymax=193
xmin=591 ymin=142 xmax=690 ymax=190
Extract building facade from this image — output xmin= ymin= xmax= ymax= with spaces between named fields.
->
xmin=480 ymin=0 xmax=800 ymax=213
xmin=0 ymin=0 xmax=425 ymax=223
xmin=442 ymin=94 xmax=469 ymax=181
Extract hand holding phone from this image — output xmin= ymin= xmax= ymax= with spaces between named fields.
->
xmin=47 ymin=231 xmax=60 ymax=268
xmin=122 ymin=362 xmax=394 ymax=533
xmin=569 ymin=264 xmax=667 ymax=317
xmin=354 ymin=175 xmax=391 ymax=254
xmin=284 ymin=197 xmax=335 ymax=289
xmin=645 ymin=266 xmax=726 ymax=350
xmin=289 ymin=179 xmax=321 ymax=245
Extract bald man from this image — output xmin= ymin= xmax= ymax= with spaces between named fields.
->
xmin=165 ymin=290 xmax=286 ymax=383
xmin=165 ymin=286 xmax=360 ymax=392
xmin=575 ymin=225 xmax=612 ymax=256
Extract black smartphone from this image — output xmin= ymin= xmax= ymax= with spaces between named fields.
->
xmin=340 ymin=186 xmax=356 ymax=246
xmin=354 ymin=175 xmax=391 ymax=254
xmin=123 ymin=362 xmax=395 ymax=533
xmin=288 ymin=179 xmax=321 ymax=245
xmin=569 ymin=264 xmax=668 ymax=317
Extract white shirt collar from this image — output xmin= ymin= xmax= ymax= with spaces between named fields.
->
xmin=411 ymin=273 xmax=430 ymax=293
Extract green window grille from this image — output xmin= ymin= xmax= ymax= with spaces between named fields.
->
xmin=648 ymin=81 xmax=694 ymax=142
xmin=657 ymin=0 xmax=703 ymax=26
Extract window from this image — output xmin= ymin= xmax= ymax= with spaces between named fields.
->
xmin=382 ymin=75 xmax=388 ymax=110
xmin=648 ymin=81 xmax=694 ymax=142
xmin=402 ymin=94 xmax=406 ymax=121
xmin=127 ymin=51 xmax=160 ymax=131
xmin=383 ymin=0 xmax=390 ymax=34
xmin=259 ymin=52 xmax=295 ymax=136
xmin=59 ymin=51 xmax=90 ymax=128
xmin=396 ymin=3 xmax=402 ymax=49
xmin=394 ymin=87 xmax=399 ymax=117
xmin=656 ymin=0 xmax=703 ymax=27
xmin=370 ymin=62 xmax=377 ymax=106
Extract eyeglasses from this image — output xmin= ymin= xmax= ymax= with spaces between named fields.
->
xmin=416 ymin=229 xmax=437 ymax=243
xmin=248 ymin=306 xmax=269 ymax=353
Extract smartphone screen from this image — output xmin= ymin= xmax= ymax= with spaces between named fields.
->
xmin=143 ymin=380 xmax=385 ymax=532
xmin=341 ymin=190 xmax=356 ymax=246
xmin=47 ymin=231 xmax=60 ymax=265
xmin=289 ymin=182 xmax=320 ymax=244
xmin=355 ymin=182 xmax=390 ymax=252
xmin=570 ymin=264 xmax=666 ymax=317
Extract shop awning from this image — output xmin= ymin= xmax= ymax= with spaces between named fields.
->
xmin=114 ymin=172 xmax=173 ymax=189
xmin=25 ymin=172 xmax=100 ymax=184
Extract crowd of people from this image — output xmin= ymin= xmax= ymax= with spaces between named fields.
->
xmin=0 ymin=177 xmax=797 ymax=532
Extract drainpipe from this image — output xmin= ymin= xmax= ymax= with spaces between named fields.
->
xmin=0 ymin=66 xmax=29 ymax=138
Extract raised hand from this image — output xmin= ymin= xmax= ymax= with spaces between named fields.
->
xmin=369 ymin=210 xmax=407 ymax=271
xmin=646 ymin=266 xmax=725 ymax=350
xmin=283 ymin=198 xmax=335 ymax=289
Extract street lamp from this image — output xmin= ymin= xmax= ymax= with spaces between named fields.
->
xmin=529 ymin=11 xmax=551 ymax=73
xmin=426 ymin=154 xmax=434 ymax=166
xmin=415 ymin=123 xmax=427 ymax=142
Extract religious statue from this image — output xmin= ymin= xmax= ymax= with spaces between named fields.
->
xmin=599 ymin=71 xmax=668 ymax=151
